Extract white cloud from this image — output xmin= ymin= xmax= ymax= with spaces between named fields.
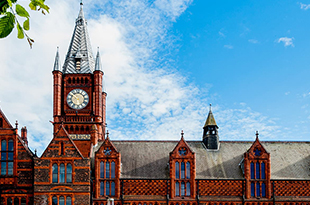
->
xmin=300 ymin=3 xmax=310 ymax=10
xmin=277 ymin=37 xmax=294 ymax=47
xmin=248 ymin=39 xmax=259 ymax=44
xmin=0 ymin=0 xmax=284 ymax=155
xmin=224 ymin=44 xmax=233 ymax=49
xmin=219 ymin=31 xmax=225 ymax=37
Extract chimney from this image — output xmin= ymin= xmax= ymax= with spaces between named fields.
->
xmin=21 ymin=126 xmax=28 ymax=146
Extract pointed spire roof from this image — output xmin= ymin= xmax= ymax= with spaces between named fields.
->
xmin=203 ymin=104 xmax=217 ymax=128
xmin=53 ymin=47 xmax=61 ymax=71
xmin=62 ymin=2 xmax=95 ymax=74
xmin=95 ymin=47 xmax=103 ymax=71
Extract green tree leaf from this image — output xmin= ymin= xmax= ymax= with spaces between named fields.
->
xmin=0 ymin=12 xmax=15 ymax=38
xmin=16 ymin=4 xmax=30 ymax=18
xmin=17 ymin=22 xmax=24 ymax=39
xmin=23 ymin=18 xmax=29 ymax=30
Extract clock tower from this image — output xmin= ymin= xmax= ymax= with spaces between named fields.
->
xmin=52 ymin=2 xmax=106 ymax=157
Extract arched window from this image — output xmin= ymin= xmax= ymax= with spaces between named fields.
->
xmin=85 ymin=78 xmax=88 ymax=84
xmin=86 ymin=126 xmax=90 ymax=132
xmin=186 ymin=162 xmax=190 ymax=179
xmin=77 ymin=78 xmax=80 ymax=84
xmin=60 ymin=163 xmax=65 ymax=183
xmin=175 ymin=162 xmax=179 ymax=179
xmin=256 ymin=162 xmax=260 ymax=179
xmin=100 ymin=161 xmax=104 ymax=178
xmin=181 ymin=182 xmax=185 ymax=196
xmin=52 ymin=164 xmax=58 ymax=183
xmin=52 ymin=196 xmax=57 ymax=205
xmin=21 ymin=198 xmax=26 ymax=205
xmin=106 ymin=162 xmax=110 ymax=178
xmin=186 ymin=182 xmax=190 ymax=196
xmin=81 ymin=126 xmax=85 ymax=132
xmin=175 ymin=182 xmax=180 ymax=196
xmin=106 ymin=181 xmax=110 ymax=195
xmin=59 ymin=196 xmax=64 ymax=205
xmin=181 ymin=162 xmax=185 ymax=179
xmin=67 ymin=164 xmax=72 ymax=183
xmin=66 ymin=196 xmax=72 ymax=205
xmin=75 ymin=126 xmax=79 ymax=132
xmin=250 ymin=162 xmax=254 ymax=179
xmin=100 ymin=181 xmax=104 ymax=195
xmin=70 ymin=126 xmax=74 ymax=132
xmin=81 ymin=78 xmax=84 ymax=84
xmin=68 ymin=78 xmax=71 ymax=84
xmin=14 ymin=198 xmax=19 ymax=205
xmin=262 ymin=182 xmax=266 ymax=197
xmin=111 ymin=162 xmax=115 ymax=178
xmin=7 ymin=198 xmax=12 ymax=205
xmin=111 ymin=181 xmax=115 ymax=196
xmin=261 ymin=162 xmax=266 ymax=179
xmin=73 ymin=78 xmax=75 ymax=84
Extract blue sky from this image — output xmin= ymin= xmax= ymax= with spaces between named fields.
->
xmin=1 ymin=0 xmax=310 ymax=154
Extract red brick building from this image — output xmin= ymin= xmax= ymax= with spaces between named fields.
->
xmin=0 ymin=2 xmax=310 ymax=205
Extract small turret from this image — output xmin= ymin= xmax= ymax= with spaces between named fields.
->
xmin=21 ymin=126 xmax=28 ymax=146
xmin=203 ymin=104 xmax=219 ymax=150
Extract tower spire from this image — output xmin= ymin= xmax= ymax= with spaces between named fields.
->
xmin=62 ymin=2 xmax=95 ymax=74
xmin=202 ymin=104 xmax=219 ymax=150
xmin=203 ymin=104 xmax=217 ymax=128
xmin=95 ymin=47 xmax=103 ymax=71
xmin=53 ymin=47 xmax=61 ymax=71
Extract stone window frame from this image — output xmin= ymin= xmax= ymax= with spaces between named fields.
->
xmin=250 ymin=160 xmax=267 ymax=198
xmin=52 ymin=195 xmax=73 ymax=205
xmin=174 ymin=160 xmax=191 ymax=197
xmin=99 ymin=160 xmax=116 ymax=196
xmin=1 ymin=139 xmax=14 ymax=176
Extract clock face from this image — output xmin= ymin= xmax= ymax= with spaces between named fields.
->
xmin=67 ymin=89 xmax=89 ymax=109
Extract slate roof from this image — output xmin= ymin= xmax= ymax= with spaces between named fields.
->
xmin=94 ymin=140 xmax=310 ymax=180
xmin=62 ymin=3 xmax=95 ymax=74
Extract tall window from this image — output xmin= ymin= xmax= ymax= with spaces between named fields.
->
xmin=14 ymin=198 xmax=19 ymax=205
xmin=111 ymin=181 xmax=115 ymax=196
xmin=59 ymin=196 xmax=64 ymax=205
xmin=250 ymin=161 xmax=267 ymax=198
xmin=106 ymin=181 xmax=110 ymax=196
xmin=52 ymin=164 xmax=58 ymax=183
xmin=52 ymin=197 xmax=57 ymax=205
xmin=66 ymin=197 xmax=72 ymax=205
xmin=181 ymin=182 xmax=185 ymax=196
xmin=100 ymin=161 xmax=117 ymax=196
xmin=186 ymin=162 xmax=190 ymax=179
xmin=60 ymin=163 xmax=65 ymax=183
xmin=7 ymin=198 xmax=12 ymax=205
xmin=21 ymin=198 xmax=26 ymax=205
xmin=1 ymin=139 xmax=13 ymax=175
xmin=100 ymin=181 xmax=104 ymax=196
xmin=67 ymin=164 xmax=72 ymax=183
xmin=106 ymin=162 xmax=110 ymax=178
xmin=111 ymin=162 xmax=115 ymax=178
xmin=181 ymin=162 xmax=185 ymax=179
xmin=100 ymin=161 xmax=104 ymax=178
xmin=186 ymin=182 xmax=190 ymax=196
xmin=175 ymin=162 xmax=179 ymax=179
xmin=175 ymin=182 xmax=180 ymax=196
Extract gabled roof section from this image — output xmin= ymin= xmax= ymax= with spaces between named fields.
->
xmin=170 ymin=131 xmax=195 ymax=156
xmin=0 ymin=107 xmax=13 ymax=129
xmin=62 ymin=2 xmax=95 ymax=74
xmin=41 ymin=124 xmax=84 ymax=159
xmin=246 ymin=132 xmax=269 ymax=156
xmin=203 ymin=105 xmax=217 ymax=128
xmin=95 ymin=135 xmax=119 ymax=155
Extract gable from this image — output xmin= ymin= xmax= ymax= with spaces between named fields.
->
xmin=0 ymin=108 xmax=13 ymax=129
xmin=96 ymin=137 xmax=119 ymax=158
xmin=41 ymin=124 xmax=83 ymax=159
xmin=170 ymin=135 xmax=195 ymax=159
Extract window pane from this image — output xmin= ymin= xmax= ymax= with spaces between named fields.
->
xmin=59 ymin=196 xmax=64 ymax=205
xmin=52 ymin=196 xmax=57 ymax=205
xmin=111 ymin=162 xmax=115 ymax=179
xmin=14 ymin=198 xmax=19 ymax=205
xmin=7 ymin=198 xmax=12 ymax=205
xmin=52 ymin=164 xmax=58 ymax=183
xmin=186 ymin=162 xmax=190 ymax=179
xmin=175 ymin=182 xmax=180 ymax=196
xmin=1 ymin=152 xmax=6 ymax=160
xmin=181 ymin=182 xmax=185 ymax=196
xmin=106 ymin=181 xmax=110 ymax=195
xmin=175 ymin=162 xmax=179 ymax=179
xmin=256 ymin=182 xmax=260 ymax=197
xmin=256 ymin=162 xmax=260 ymax=179
xmin=8 ymin=152 xmax=13 ymax=160
xmin=261 ymin=162 xmax=266 ymax=179
xmin=8 ymin=162 xmax=13 ymax=175
xmin=1 ymin=140 xmax=6 ymax=151
xmin=100 ymin=181 xmax=104 ymax=195
xmin=111 ymin=181 xmax=115 ymax=196
xmin=67 ymin=164 xmax=72 ymax=183
xmin=250 ymin=162 xmax=254 ymax=179
xmin=106 ymin=162 xmax=110 ymax=178
xmin=60 ymin=164 xmax=65 ymax=183
xmin=251 ymin=182 xmax=255 ymax=197
xmin=66 ymin=197 xmax=72 ymax=205
xmin=181 ymin=162 xmax=185 ymax=179
xmin=262 ymin=182 xmax=266 ymax=197
xmin=8 ymin=140 xmax=13 ymax=151
xmin=186 ymin=182 xmax=190 ymax=196
xmin=100 ymin=162 xmax=104 ymax=178
xmin=21 ymin=198 xmax=26 ymax=205
xmin=1 ymin=162 xmax=6 ymax=175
